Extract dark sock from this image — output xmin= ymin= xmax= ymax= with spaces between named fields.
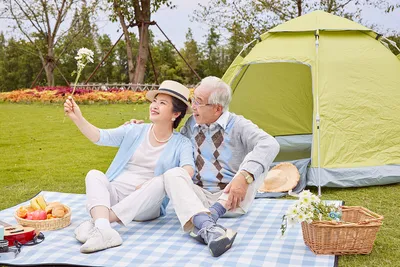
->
xmin=193 ymin=213 xmax=214 ymax=230
xmin=209 ymin=202 xmax=227 ymax=222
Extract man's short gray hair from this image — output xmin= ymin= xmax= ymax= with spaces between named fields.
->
xmin=198 ymin=76 xmax=232 ymax=112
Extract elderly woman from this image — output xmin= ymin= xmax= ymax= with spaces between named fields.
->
xmin=64 ymin=81 xmax=202 ymax=253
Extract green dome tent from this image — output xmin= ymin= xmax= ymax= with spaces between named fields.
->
xmin=222 ymin=10 xmax=400 ymax=193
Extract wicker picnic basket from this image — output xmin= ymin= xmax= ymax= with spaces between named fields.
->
xmin=301 ymin=206 xmax=383 ymax=255
xmin=14 ymin=205 xmax=71 ymax=231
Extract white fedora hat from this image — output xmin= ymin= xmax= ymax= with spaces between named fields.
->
xmin=258 ymin=162 xmax=300 ymax=193
xmin=146 ymin=80 xmax=192 ymax=113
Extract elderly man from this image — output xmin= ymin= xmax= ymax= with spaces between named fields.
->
xmin=129 ymin=77 xmax=279 ymax=257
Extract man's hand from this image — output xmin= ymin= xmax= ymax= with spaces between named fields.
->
xmin=224 ymin=173 xmax=249 ymax=210
xmin=123 ymin=119 xmax=144 ymax=126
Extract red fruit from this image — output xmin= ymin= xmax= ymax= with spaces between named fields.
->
xmin=38 ymin=210 xmax=47 ymax=220
xmin=31 ymin=210 xmax=41 ymax=220
xmin=26 ymin=213 xmax=33 ymax=220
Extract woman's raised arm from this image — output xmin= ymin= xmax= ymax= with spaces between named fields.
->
xmin=64 ymin=96 xmax=100 ymax=143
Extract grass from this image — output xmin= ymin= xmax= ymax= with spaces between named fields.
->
xmin=1 ymin=102 xmax=399 ymax=266
xmin=0 ymin=102 xmax=149 ymax=207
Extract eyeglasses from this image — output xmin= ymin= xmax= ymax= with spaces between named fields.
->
xmin=190 ymin=97 xmax=212 ymax=108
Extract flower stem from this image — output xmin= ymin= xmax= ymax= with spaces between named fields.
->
xmin=71 ymin=71 xmax=82 ymax=96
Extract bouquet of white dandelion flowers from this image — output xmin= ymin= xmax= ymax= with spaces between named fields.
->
xmin=63 ymin=48 xmax=94 ymax=122
xmin=71 ymin=48 xmax=94 ymax=96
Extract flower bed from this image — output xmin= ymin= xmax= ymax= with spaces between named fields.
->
xmin=0 ymin=87 xmax=149 ymax=104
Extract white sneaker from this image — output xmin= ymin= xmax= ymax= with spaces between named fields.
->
xmin=80 ymin=227 xmax=122 ymax=253
xmin=74 ymin=219 xmax=94 ymax=243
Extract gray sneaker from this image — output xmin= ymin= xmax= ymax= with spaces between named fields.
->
xmin=190 ymin=224 xmax=237 ymax=257
xmin=74 ymin=219 xmax=94 ymax=243
xmin=80 ymin=227 xmax=122 ymax=253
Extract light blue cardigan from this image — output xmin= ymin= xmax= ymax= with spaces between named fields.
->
xmin=95 ymin=123 xmax=195 ymax=216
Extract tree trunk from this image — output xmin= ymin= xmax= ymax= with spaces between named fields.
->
xmin=126 ymin=37 xmax=136 ymax=84
xmin=327 ymin=0 xmax=334 ymax=13
xmin=134 ymin=23 xmax=150 ymax=84
xmin=116 ymin=6 xmax=135 ymax=84
xmin=297 ymin=0 xmax=302 ymax=17
xmin=44 ymin=49 xmax=56 ymax=86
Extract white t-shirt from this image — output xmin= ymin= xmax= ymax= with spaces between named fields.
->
xmin=112 ymin=126 xmax=167 ymax=196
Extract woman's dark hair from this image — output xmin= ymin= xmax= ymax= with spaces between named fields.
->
xmin=171 ymin=97 xmax=187 ymax=129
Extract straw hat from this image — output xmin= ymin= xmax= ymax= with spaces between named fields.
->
xmin=146 ymin=80 xmax=192 ymax=113
xmin=258 ymin=162 xmax=300 ymax=193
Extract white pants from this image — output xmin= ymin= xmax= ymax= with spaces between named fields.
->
xmin=85 ymin=170 xmax=166 ymax=226
xmin=164 ymin=167 xmax=265 ymax=232
xmin=85 ymin=167 xmax=264 ymax=232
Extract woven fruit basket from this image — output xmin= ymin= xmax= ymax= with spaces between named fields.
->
xmin=14 ymin=205 xmax=71 ymax=231
xmin=301 ymin=206 xmax=383 ymax=255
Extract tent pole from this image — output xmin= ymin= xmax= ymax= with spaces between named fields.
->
xmin=315 ymin=29 xmax=322 ymax=197
xmin=381 ymin=36 xmax=400 ymax=53
xmin=238 ymin=39 xmax=257 ymax=56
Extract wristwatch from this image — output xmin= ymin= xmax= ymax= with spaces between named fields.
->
xmin=240 ymin=171 xmax=254 ymax=184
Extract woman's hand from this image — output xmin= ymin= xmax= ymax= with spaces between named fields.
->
xmin=63 ymin=96 xmax=100 ymax=142
xmin=64 ymin=96 xmax=82 ymax=121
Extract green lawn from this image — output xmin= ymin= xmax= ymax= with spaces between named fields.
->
xmin=1 ymin=102 xmax=399 ymax=266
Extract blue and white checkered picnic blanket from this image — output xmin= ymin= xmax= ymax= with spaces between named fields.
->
xmin=0 ymin=191 xmax=338 ymax=267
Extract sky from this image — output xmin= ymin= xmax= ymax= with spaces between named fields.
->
xmin=0 ymin=0 xmax=399 ymax=49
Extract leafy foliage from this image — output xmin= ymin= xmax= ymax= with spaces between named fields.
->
xmin=0 ymin=0 xmax=99 ymax=86
xmin=193 ymin=0 xmax=400 ymax=35
xmin=0 ymin=1 xmax=399 ymax=90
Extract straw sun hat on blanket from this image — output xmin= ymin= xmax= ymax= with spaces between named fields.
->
xmin=258 ymin=162 xmax=300 ymax=193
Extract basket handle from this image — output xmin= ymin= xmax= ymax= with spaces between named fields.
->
xmin=342 ymin=206 xmax=384 ymax=224
xmin=358 ymin=207 xmax=384 ymax=224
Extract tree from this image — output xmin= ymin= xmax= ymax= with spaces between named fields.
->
xmin=55 ymin=5 xmax=98 ymax=85
xmin=93 ymin=34 xmax=117 ymax=83
xmin=193 ymin=1 xmax=266 ymax=36
xmin=2 ymin=0 xmax=98 ymax=86
xmin=1 ymin=38 xmax=41 ymax=90
xmin=177 ymin=28 xmax=201 ymax=85
xmin=386 ymin=34 xmax=400 ymax=56
xmin=226 ymin=22 xmax=246 ymax=63
xmin=193 ymin=0 xmax=400 ymax=36
xmin=148 ymin=39 xmax=180 ymax=83
xmin=112 ymin=37 xmax=131 ymax=83
xmin=0 ymin=32 xmax=5 ymax=91
xmin=108 ymin=0 xmax=174 ymax=84
xmin=200 ymin=27 xmax=227 ymax=78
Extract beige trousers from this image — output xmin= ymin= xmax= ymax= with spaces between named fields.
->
xmin=164 ymin=167 xmax=265 ymax=232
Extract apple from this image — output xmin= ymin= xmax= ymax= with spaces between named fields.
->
xmin=38 ymin=210 xmax=47 ymax=220
xmin=26 ymin=213 xmax=33 ymax=220
xmin=31 ymin=210 xmax=45 ymax=220
xmin=26 ymin=210 xmax=47 ymax=220
xmin=31 ymin=211 xmax=40 ymax=220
